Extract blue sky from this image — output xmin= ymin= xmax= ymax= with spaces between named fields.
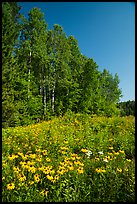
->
xmin=18 ymin=2 xmax=135 ymax=102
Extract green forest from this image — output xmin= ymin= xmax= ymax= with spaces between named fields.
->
xmin=2 ymin=2 xmax=134 ymax=128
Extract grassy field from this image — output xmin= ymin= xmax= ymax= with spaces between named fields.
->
xmin=2 ymin=113 xmax=135 ymax=202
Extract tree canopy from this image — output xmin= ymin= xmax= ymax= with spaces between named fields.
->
xmin=2 ymin=3 xmax=123 ymax=128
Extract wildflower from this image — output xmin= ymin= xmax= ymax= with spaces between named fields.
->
xmin=54 ymin=175 xmax=59 ymax=181
xmin=28 ymin=166 xmax=36 ymax=173
xmin=86 ymin=150 xmax=92 ymax=158
xmin=40 ymin=190 xmax=49 ymax=197
xmin=42 ymin=150 xmax=47 ymax=155
xmin=34 ymin=174 xmax=40 ymax=183
xmin=74 ymin=161 xmax=80 ymax=165
xmin=47 ymin=175 xmax=53 ymax=180
xmin=117 ymin=168 xmax=122 ymax=173
xmin=71 ymin=153 xmax=77 ymax=157
xmin=61 ymin=151 xmax=67 ymax=155
xmin=29 ymin=154 xmax=36 ymax=159
xmin=7 ymin=183 xmax=15 ymax=190
xmin=28 ymin=180 xmax=34 ymax=185
xmin=114 ymin=152 xmax=119 ymax=155
xmin=98 ymin=151 xmax=103 ymax=155
xmin=126 ymin=159 xmax=132 ymax=162
xmin=60 ymin=146 xmax=69 ymax=150
xmin=57 ymin=169 xmax=65 ymax=175
xmin=13 ymin=166 xmax=21 ymax=173
xmin=8 ymin=154 xmax=16 ymax=160
xmin=50 ymin=170 xmax=55 ymax=175
xmin=104 ymin=156 xmax=110 ymax=160
xmin=107 ymin=152 xmax=113 ymax=155
xmin=125 ymin=168 xmax=128 ymax=172
xmin=71 ymin=157 xmax=76 ymax=160
xmin=68 ymin=165 xmax=74 ymax=170
xmin=78 ymin=161 xmax=84 ymax=166
xmin=95 ymin=157 xmax=100 ymax=161
xmin=101 ymin=169 xmax=106 ymax=172
xmin=46 ymin=158 xmax=51 ymax=162
xmin=2 ymin=177 xmax=5 ymax=181
xmin=108 ymin=138 xmax=113 ymax=141
xmin=119 ymin=150 xmax=125 ymax=154
xmin=27 ymin=161 xmax=35 ymax=166
xmin=77 ymin=167 xmax=84 ymax=174
xmin=103 ymin=159 xmax=108 ymax=163
xmin=81 ymin=148 xmax=88 ymax=153
xmin=109 ymin=147 xmax=113 ymax=150
xmin=18 ymin=174 xmax=26 ymax=182
xmin=76 ymin=156 xmax=81 ymax=160
xmin=95 ymin=168 xmax=106 ymax=173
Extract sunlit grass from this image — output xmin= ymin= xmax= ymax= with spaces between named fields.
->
xmin=2 ymin=113 xmax=135 ymax=202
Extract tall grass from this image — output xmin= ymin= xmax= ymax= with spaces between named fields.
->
xmin=2 ymin=113 xmax=135 ymax=202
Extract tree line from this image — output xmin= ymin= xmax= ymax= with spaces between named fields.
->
xmin=2 ymin=2 xmax=123 ymax=128
xmin=117 ymin=100 xmax=135 ymax=116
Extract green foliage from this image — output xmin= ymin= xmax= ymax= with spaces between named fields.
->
xmin=2 ymin=3 xmax=123 ymax=128
xmin=117 ymin=100 xmax=135 ymax=116
xmin=2 ymin=114 xmax=135 ymax=202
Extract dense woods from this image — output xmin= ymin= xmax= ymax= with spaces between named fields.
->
xmin=117 ymin=100 xmax=135 ymax=116
xmin=3 ymin=2 xmax=133 ymax=128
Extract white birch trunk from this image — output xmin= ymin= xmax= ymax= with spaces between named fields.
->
xmin=28 ymin=51 xmax=31 ymax=99
xmin=52 ymin=82 xmax=55 ymax=112
xmin=43 ymin=75 xmax=46 ymax=115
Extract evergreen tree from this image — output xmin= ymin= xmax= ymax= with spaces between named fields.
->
xmin=2 ymin=2 xmax=21 ymax=127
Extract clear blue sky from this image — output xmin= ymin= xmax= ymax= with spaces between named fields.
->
xmin=18 ymin=2 xmax=135 ymax=102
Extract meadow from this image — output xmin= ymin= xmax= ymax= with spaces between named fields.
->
xmin=2 ymin=113 xmax=135 ymax=202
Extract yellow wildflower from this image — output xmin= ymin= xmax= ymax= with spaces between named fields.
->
xmin=40 ymin=190 xmax=49 ymax=197
xmin=54 ymin=175 xmax=60 ymax=181
xmin=119 ymin=150 xmax=125 ymax=153
xmin=68 ymin=165 xmax=74 ymax=170
xmin=109 ymin=147 xmax=113 ymax=150
xmin=28 ymin=180 xmax=34 ymax=185
xmin=77 ymin=167 xmax=84 ymax=174
xmin=50 ymin=170 xmax=55 ymax=175
xmin=46 ymin=158 xmax=51 ymax=162
xmin=126 ymin=159 xmax=132 ymax=162
xmin=2 ymin=177 xmax=5 ymax=181
xmin=13 ymin=166 xmax=21 ymax=173
xmin=7 ymin=183 xmax=15 ymax=190
xmin=27 ymin=161 xmax=35 ymax=166
xmin=8 ymin=154 xmax=16 ymax=160
xmin=57 ymin=169 xmax=65 ymax=175
xmin=34 ymin=174 xmax=40 ymax=183
xmin=28 ymin=166 xmax=36 ymax=173
xmin=18 ymin=174 xmax=26 ymax=182
xmin=95 ymin=168 xmax=106 ymax=173
xmin=47 ymin=175 xmax=53 ymax=180
xmin=114 ymin=152 xmax=119 ymax=155
xmin=81 ymin=148 xmax=88 ymax=153
xmin=117 ymin=168 xmax=122 ymax=173
xmin=107 ymin=152 xmax=113 ymax=155
xmin=71 ymin=153 xmax=77 ymax=157
xmin=29 ymin=154 xmax=36 ymax=159
xmin=42 ymin=150 xmax=47 ymax=155
xmin=36 ymin=156 xmax=42 ymax=162
xmin=61 ymin=151 xmax=67 ymax=155
xmin=76 ymin=156 xmax=81 ymax=160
